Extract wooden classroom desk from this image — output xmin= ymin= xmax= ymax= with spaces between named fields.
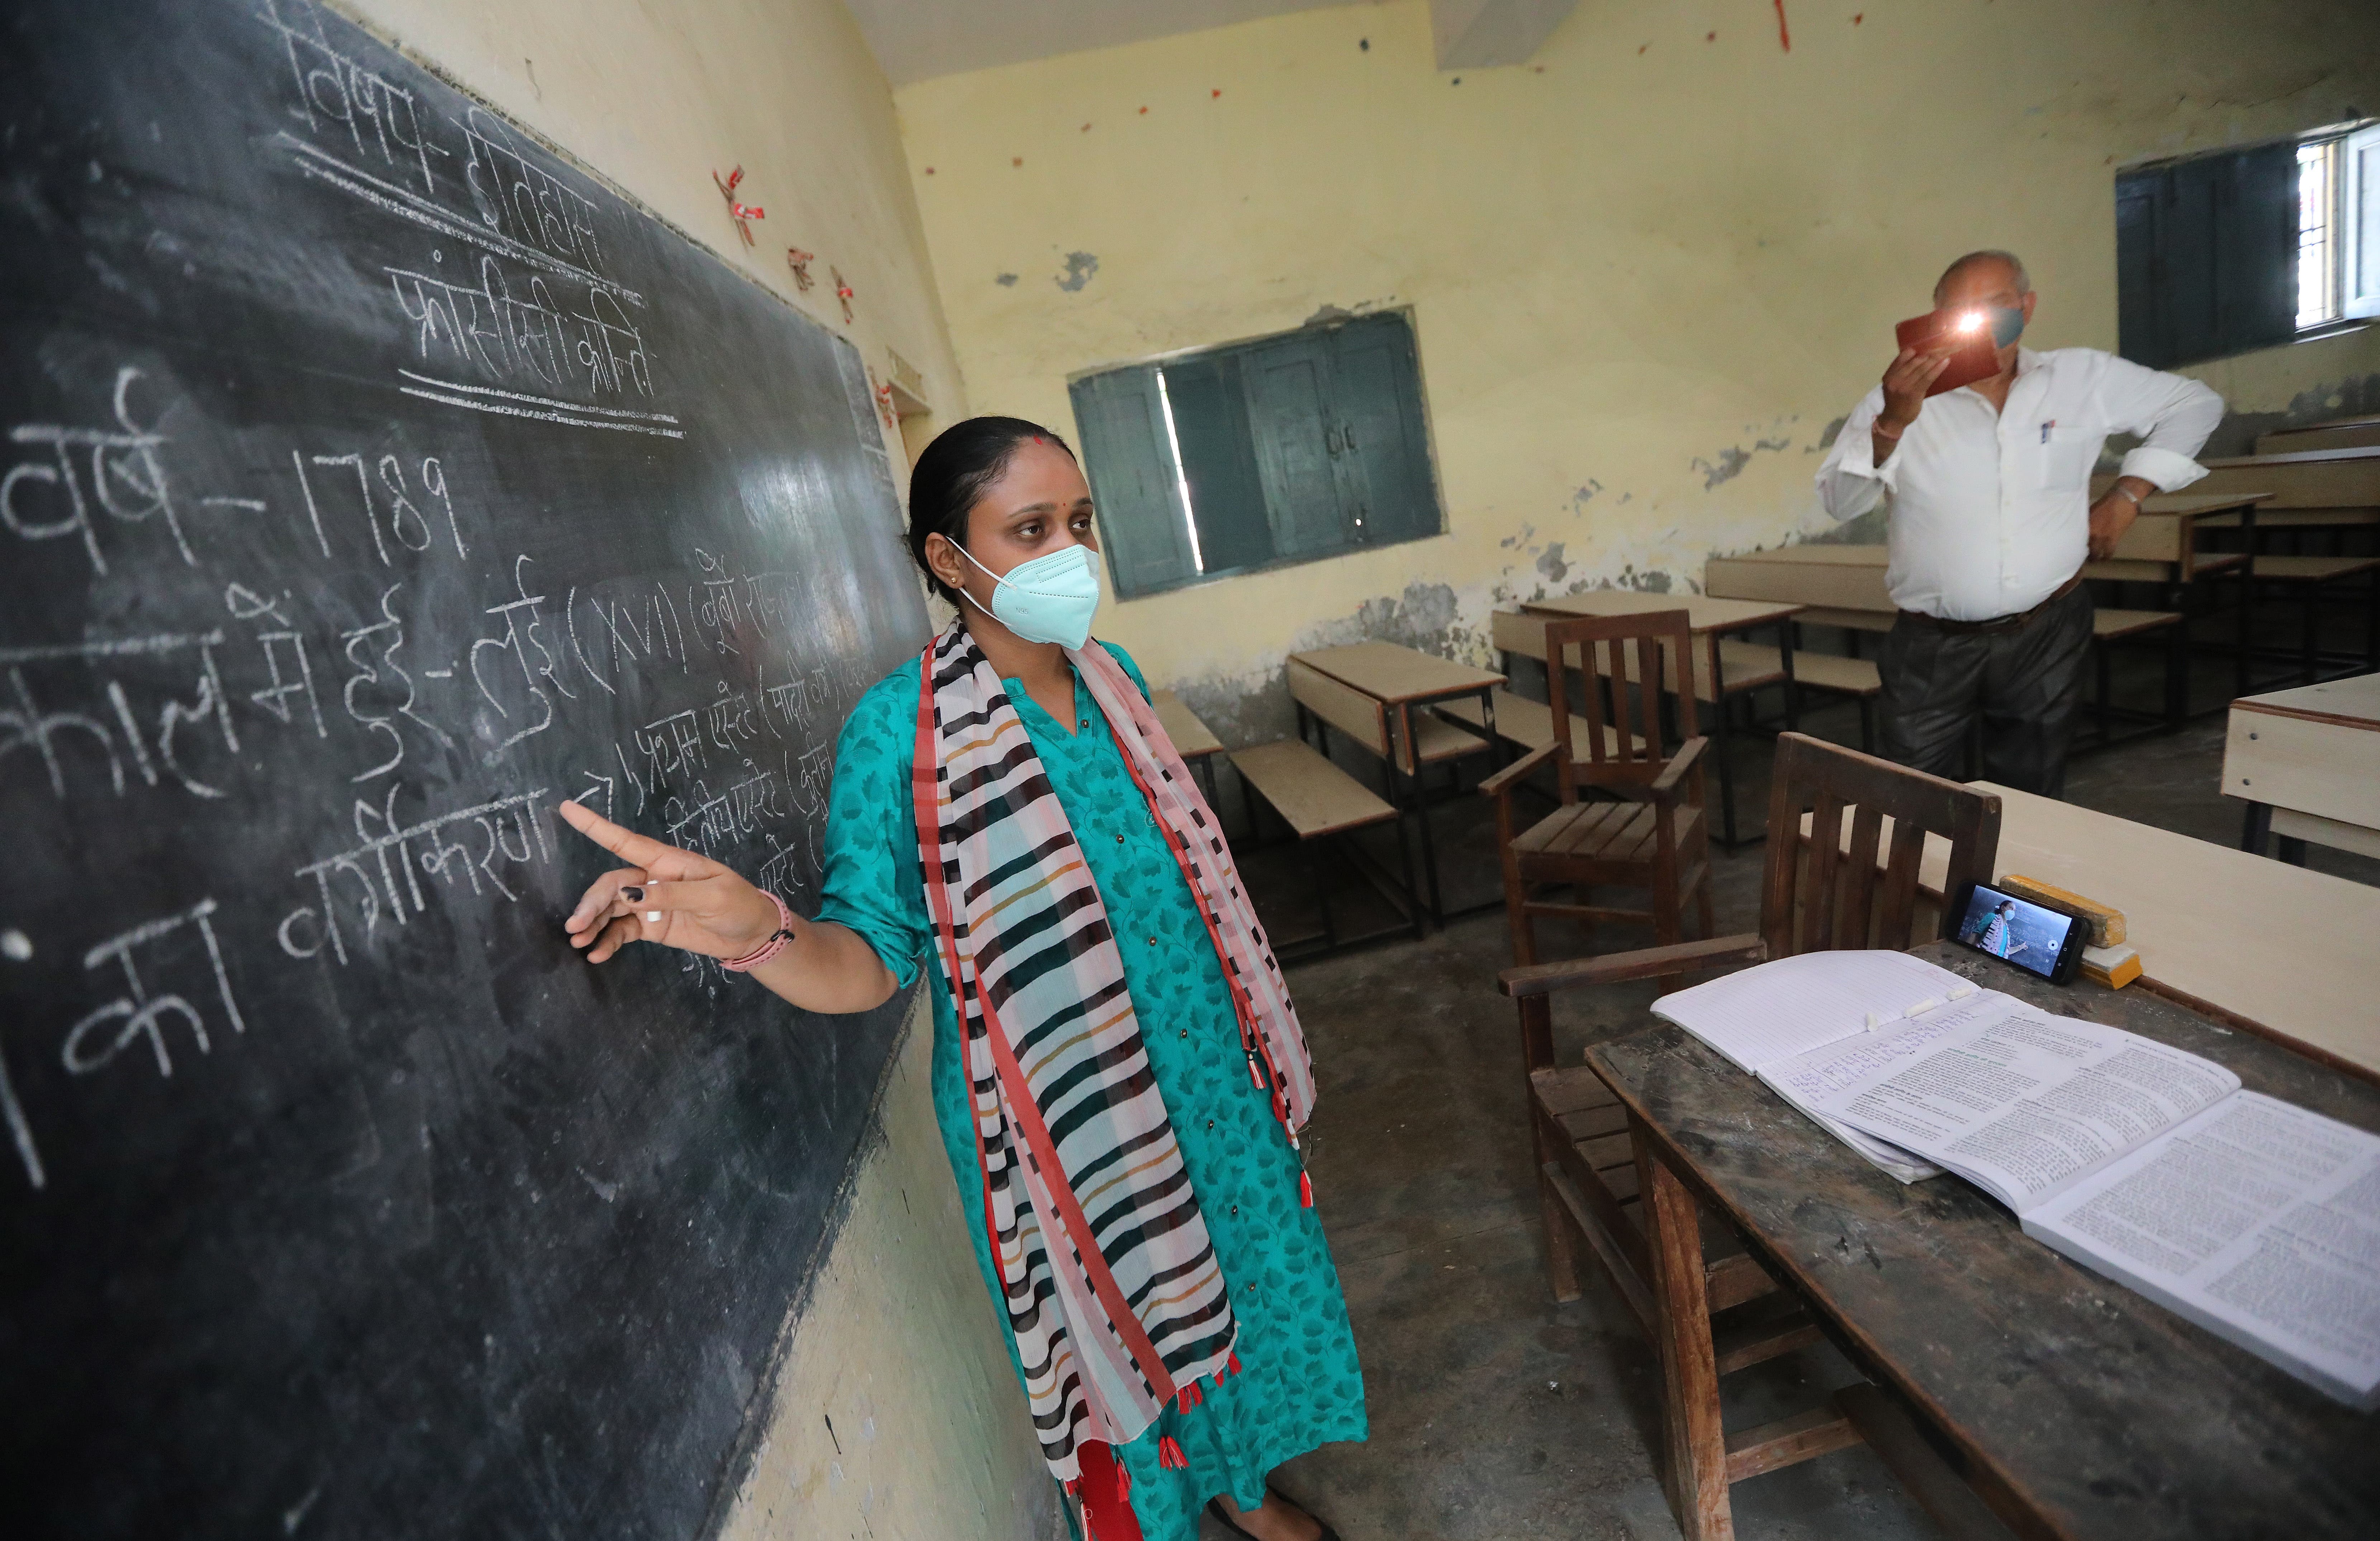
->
xmin=2144 ymin=446 xmax=2380 ymax=531
xmin=1707 ymin=493 xmax=2261 ymax=615
xmin=2224 ymin=672 xmax=2380 ymax=863
xmin=1830 ymin=785 xmax=2380 ymax=1081
xmin=1289 ymin=640 xmax=1504 ymax=920
xmin=1590 ymin=940 xmax=2380 ymax=1541
xmin=1521 ymin=591 xmax=1803 ymax=849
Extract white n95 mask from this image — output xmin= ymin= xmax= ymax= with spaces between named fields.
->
xmin=956 ymin=542 xmax=1102 ymax=650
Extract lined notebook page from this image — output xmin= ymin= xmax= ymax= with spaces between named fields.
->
xmin=1650 ymin=950 xmax=1977 ymax=1073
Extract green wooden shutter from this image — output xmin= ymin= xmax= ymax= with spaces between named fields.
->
xmin=1327 ymin=315 xmax=1441 ymax=547
xmin=2117 ymin=146 xmax=2298 ymax=369
xmin=1241 ymin=333 xmax=1347 ymax=560
xmin=1070 ymin=368 xmax=1192 ymax=599
xmin=1159 ymin=354 xmax=1274 ymax=575
xmin=2115 ymin=174 xmax=2168 ymax=366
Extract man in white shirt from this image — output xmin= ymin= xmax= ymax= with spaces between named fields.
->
xmin=1814 ymin=250 xmax=2223 ymax=794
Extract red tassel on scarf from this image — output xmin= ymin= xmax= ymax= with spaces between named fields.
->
xmin=1300 ymin=1170 xmax=1314 ymax=1208
xmin=1227 ymin=1351 xmax=1243 ymax=1377
xmin=1176 ymin=1381 xmax=1203 ymax=1414
xmin=1158 ymin=1435 xmax=1188 ymax=1470
xmin=1073 ymin=1441 xmax=1145 ymax=1541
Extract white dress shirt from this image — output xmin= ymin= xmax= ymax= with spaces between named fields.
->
xmin=1814 ymin=347 xmax=2223 ymax=621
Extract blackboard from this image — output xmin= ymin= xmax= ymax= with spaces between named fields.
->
xmin=0 ymin=1 xmax=930 ymax=1536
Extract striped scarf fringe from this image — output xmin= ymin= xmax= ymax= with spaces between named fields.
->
xmin=912 ymin=620 xmax=1314 ymax=1486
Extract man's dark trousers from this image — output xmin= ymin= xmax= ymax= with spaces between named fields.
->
xmin=1875 ymin=583 xmax=2093 ymax=797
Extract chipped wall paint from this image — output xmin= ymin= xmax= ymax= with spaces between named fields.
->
xmin=2177 ymin=326 xmax=2380 ymax=456
xmin=894 ymin=0 xmax=2380 ymax=731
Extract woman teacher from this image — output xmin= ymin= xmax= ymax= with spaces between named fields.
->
xmin=555 ymin=418 xmax=1363 ymax=1541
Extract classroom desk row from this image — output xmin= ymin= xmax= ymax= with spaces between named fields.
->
xmin=1597 ymin=788 xmax=2380 ymax=1540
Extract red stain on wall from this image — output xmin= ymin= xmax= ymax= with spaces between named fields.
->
xmin=1775 ymin=0 xmax=1792 ymax=51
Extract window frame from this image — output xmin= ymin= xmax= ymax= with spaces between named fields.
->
xmin=2344 ymin=122 xmax=2380 ymax=322
xmin=2116 ymin=124 xmax=2380 ymax=370
xmin=1067 ymin=309 xmax=1448 ymax=603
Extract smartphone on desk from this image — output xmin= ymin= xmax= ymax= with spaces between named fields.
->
xmin=1894 ymin=308 xmax=2002 ymax=397
xmin=1947 ymin=880 xmax=2086 ymax=984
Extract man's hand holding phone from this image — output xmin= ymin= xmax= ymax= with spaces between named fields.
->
xmin=1872 ymin=347 xmax=1951 ymax=463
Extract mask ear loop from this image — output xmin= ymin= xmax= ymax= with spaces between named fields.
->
xmin=948 ymin=541 xmax=1007 ymax=624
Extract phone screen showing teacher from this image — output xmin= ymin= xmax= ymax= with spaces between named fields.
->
xmin=1953 ymin=883 xmax=2080 ymax=981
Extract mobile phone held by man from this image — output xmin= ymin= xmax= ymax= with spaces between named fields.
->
xmin=1948 ymin=880 xmax=2087 ymax=984
xmin=1892 ymin=307 xmax=2005 ymax=397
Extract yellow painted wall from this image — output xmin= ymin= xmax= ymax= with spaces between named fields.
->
xmin=895 ymin=0 xmax=2380 ymax=738
xmin=331 ymin=3 xmax=1053 ymax=1538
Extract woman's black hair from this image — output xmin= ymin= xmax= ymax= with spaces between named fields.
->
xmin=906 ymin=416 xmax=1077 ymax=603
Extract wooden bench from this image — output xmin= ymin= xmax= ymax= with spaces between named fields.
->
xmin=2248 ymin=554 xmax=2380 ymax=684
xmin=2083 ymin=607 xmax=2187 ymax=749
xmin=1234 ymin=693 xmax=1422 ymax=956
xmin=1783 ymin=651 xmax=1882 ymax=751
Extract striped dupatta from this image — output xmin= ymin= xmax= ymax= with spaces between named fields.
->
xmin=910 ymin=620 xmax=1314 ymax=1484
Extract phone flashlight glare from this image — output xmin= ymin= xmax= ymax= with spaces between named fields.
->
xmin=1955 ymin=310 xmax=1987 ymax=334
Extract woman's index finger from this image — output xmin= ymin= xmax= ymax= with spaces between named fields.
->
xmin=556 ymin=800 xmax=691 ymax=873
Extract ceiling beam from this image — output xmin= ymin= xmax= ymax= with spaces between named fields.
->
xmin=1431 ymin=0 xmax=1579 ymax=69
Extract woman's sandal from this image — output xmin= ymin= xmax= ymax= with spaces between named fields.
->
xmin=1204 ymin=1491 xmax=1341 ymax=1541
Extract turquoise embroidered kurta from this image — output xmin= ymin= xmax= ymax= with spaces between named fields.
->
xmin=817 ymin=643 xmax=1366 ymax=1538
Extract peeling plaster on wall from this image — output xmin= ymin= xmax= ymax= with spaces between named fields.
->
xmin=1499 ymin=522 xmax=1535 ymax=550
xmin=1817 ymin=414 xmax=1848 ymax=450
xmin=1691 ymin=430 xmax=1795 ymax=490
xmin=1054 ymin=252 xmax=1099 ymax=291
xmin=1693 ymin=446 xmax=1753 ymax=489
xmin=1570 ymin=480 xmax=1602 ymax=510
xmin=1305 ymin=302 xmax=1357 ymax=325
xmin=1535 ymin=541 xmax=1569 ymax=583
xmin=995 ymin=272 xmax=1019 ymax=286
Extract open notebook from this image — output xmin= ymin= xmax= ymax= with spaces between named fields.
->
xmin=1651 ymin=950 xmax=1979 ymax=1183
xmin=1654 ymin=952 xmax=2380 ymax=1409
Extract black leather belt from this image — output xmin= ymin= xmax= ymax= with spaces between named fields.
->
xmin=1898 ymin=572 xmax=2085 ymax=636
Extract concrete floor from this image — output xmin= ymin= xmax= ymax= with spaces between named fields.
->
xmin=1212 ymin=597 xmax=2376 ymax=1540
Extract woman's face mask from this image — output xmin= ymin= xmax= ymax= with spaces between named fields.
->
xmin=955 ymin=541 xmax=1102 ymax=651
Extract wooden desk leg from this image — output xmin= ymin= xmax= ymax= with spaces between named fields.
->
xmin=1778 ymin=618 xmax=1800 ymax=733
xmin=1399 ymin=701 xmax=1446 ymax=924
xmin=1707 ymin=638 xmax=1740 ymax=850
xmin=2239 ymin=799 xmax=2271 ymax=856
xmin=1635 ymin=1121 xmax=1734 ymax=1541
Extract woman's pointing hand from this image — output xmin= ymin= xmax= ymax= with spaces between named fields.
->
xmin=557 ymin=800 xmax=781 ymax=965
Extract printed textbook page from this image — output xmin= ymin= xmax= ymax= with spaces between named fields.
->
xmin=2023 ymin=1092 xmax=2380 ymax=1409
xmin=1775 ymin=999 xmax=2241 ymax=1212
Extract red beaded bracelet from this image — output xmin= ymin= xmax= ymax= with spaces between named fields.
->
xmin=721 ymin=890 xmax=796 ymax=972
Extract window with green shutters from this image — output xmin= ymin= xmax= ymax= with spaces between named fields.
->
xmin=1068 ymin=311 xmax=1444 ymax=600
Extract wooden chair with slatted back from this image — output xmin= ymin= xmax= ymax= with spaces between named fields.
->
xmin=1479 ymin=610 xmax=1714 ymax=987
xmin=1495 ymin=734 xmax=2004 ymax=1541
